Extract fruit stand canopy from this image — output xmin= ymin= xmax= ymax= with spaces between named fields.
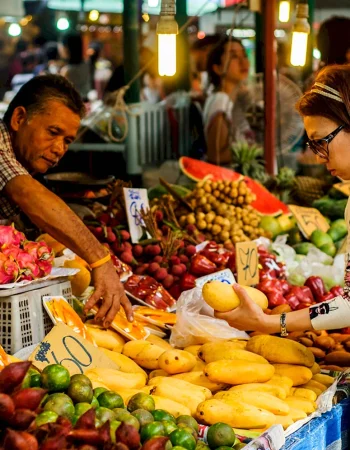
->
xmin=45 ymin=0 xmax=218 ymax=16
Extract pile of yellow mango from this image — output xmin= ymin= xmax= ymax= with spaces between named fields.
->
xmin=83 ymin=324 xmax=335 ymax=432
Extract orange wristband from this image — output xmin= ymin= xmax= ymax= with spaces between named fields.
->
xmin=90 ymin=253 xmax=111 ymax=269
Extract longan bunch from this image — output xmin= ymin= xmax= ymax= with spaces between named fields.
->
xmin=178 ymin=179 xmax=267 ymax=245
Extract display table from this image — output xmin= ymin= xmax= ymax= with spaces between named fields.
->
xmin=283 ymin=398 xmax=350 ymax=450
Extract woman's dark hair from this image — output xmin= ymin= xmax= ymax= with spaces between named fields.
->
xmin=44 ymin=42 xmax=59 ymax=62
xmin=296 ymin=65 xmax=350 ymax=129
xmin=206 ymin=37 xmax=243 ymax=88
xmin=3 ymin=74 xmax=86 ymax=125
xmin=317 ymin=16 xmax=350 ymax=65
xmin=63 ymin=33 xmax=84 ymax=65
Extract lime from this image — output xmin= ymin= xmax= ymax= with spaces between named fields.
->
xmin=152 ymin=410 xmax=176 ymax=423
xmin=98 ymin=391 xmax=124 ymax=409
xmin=234 ymin=445 xmax=246 ymax=450
xmin=177 ymin=425 xmax=197 ymax=440
xmin=75 ymin=402 xmax=92 ymax=418
xmin=110 ymin=420 xmax=121 ymax=443
xmin=207 ymin=423 xmax=236 ymax=449
xmin=113 ymin=408 xmax=131 ymax=421
xmin=216 ymin=447 xmax=233 ymax=450
xmin=176 ymin=416 xmax=199 ymax=433
xmin=44 ymin=393 xmax=75 ymax=421
xmin=163 ymin=420 xmax=178 ymax=436
xmin=173 ymin=447 xmax=187 ymax=450
xmin=170 ymin=430 xmax=196 ymax=450
xmin=259 ymin=216 xmax=282 ymax=239
xmin=30 ymin=373 xmax=41 ymax=388
xmin=132 ymin=409 xmax=154 ymax=427
xmin=91 ymin=396 xmax=99 ymax=409
xmin=141 ymin=421 xmax=166 ymax=442
xmin=128 ymin=393 xmax=155 ymax=413
xmin=123 ymin=414 xmax=140 ymax=431
xmin=35 ymin=411 xmax=58 ymax=427
xmin=96 ymin=407 xmax=116 ymax=424
xmin=41 ymin=365 xmax=70 ymax=393
xmin=68 ymin=382 xmax=93 ymax=404
xmin=93 ymin=387 xmax=108 ymax=398
xmin=70 ymin=374 xmax=92 ymax=387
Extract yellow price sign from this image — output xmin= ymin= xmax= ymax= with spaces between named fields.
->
xmin=288 ymin=205 xmax=330 ymax=239
xmin=236 ymin=241 xmax=259 ymax=286
xmin=333 ymin=183 xmax=350 ymax=197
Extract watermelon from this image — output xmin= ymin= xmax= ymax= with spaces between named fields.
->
xmin=179 ymin=157 xmax=289 ymax=216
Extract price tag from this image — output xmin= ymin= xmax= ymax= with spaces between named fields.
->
xmin=196 ymin=269 xmax=236 ymax=288
xmin=334 ymin=183 xmax=350 ymax=197
xmin=123 ymin=188 xmax=150 ymax=243
xmin=288 ymin=205 xmax=330 ymax=238
xmin=29 ymin=323 xmax=118 ymax=374
xmin=236 ymin=241 xmax=259 ymax=286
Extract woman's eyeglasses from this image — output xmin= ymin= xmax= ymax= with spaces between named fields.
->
xmin=306 ymin=125 xmax=345 ymax=159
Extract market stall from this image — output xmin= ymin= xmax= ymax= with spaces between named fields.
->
xmin=0 ymin=158 xmax=349 ymax=450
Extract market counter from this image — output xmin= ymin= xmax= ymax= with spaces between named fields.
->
xmin=283 ymin=398 xmax=350 ymax=450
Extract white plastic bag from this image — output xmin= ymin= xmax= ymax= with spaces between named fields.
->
xmin=170 ymin=287 xmax=249 ymax=348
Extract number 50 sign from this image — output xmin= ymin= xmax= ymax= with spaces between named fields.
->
xmin=236 ymin=241 xmax=259 ymax=286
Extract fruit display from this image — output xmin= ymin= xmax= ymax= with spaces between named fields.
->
xmin=177 ymin=179 xmax=269 ymax=245
xmin=0 ymin=225 xmax=54 ymax=284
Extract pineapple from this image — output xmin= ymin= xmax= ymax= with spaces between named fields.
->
xmin=231 ymin=141 xmax=267 ymax=183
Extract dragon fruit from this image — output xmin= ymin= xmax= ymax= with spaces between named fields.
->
xmin=0 ymin=253 xmax=19 ymax=284
xmin=0 ymin=225 xmax=26 ymax=248
xmin=16 ymin=251 xmax=41 ymax=281
xmin=22 ymin=241 xmax=54 ymax=263
xmin=37 ymin=260 xmax=53 ymax=277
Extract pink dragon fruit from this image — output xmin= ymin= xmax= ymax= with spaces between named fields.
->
xmin=0 ymin=225 xmax=26 ymax=248
xmin=2 ymin=244 xmax=21 ymax=260
xmin=37 ymin=260 xmax=53 ymax=277
xmin=16 ymin=251 xmax=41 ymax=281
xmin=22 ymin=241 xmax=54 ymax=263
xmin=0 ymin=253 xmax=20 ymax=284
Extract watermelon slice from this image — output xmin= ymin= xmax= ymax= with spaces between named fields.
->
xmin=179 ymin=156 xmax=289 ymax=216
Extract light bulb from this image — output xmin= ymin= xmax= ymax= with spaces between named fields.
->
xmin=8 ymin=23 xmax=21 ymax=37
xmin=279 ymin=1 xmax=290 ymax=23
xmin=57 ymin=17 xmax=69 ymax=31
xmin=291 ymin=31 xmax=309 ymax=66
xmin=158 ymin=33 xmax=176 ymax=76
xmin=89 ymin=10 xmax=99 ymax=22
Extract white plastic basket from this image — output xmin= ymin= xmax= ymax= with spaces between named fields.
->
xmin=0 ymin=278 xmax=72 ymax=354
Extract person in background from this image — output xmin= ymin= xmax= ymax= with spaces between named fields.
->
xmin=190 ymin=34 xmax=221 ymax=98
xmin=203 ymin=37 xmax=254 ymax=165
xmin=11 ymin=52 xmax=36 ymax=93
xmin=87 ymin=41 xmax=112 ymax=98
xmin=317 ymin=16 xmax=350 ymax=66
xmin=34 ymin=42 xmax=64 ymax=76
xmin=7 ymin=40 xmax=28 ymax=87
xmin=60 ymin=33 xmax=91 ymax=100
xmin=216 ymin=65 xmax=350 ymax=334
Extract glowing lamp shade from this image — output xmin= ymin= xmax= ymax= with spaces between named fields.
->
xmin=89 ymin=10 xmax=99 ymax=21
xmin=291 ymin=31 xmax=308 ymax=67
xmin=8 ymin=23 xmax=21 ymax=37
xmin=57 ymin=17 xmax=70 ymax=31
xmin=279 ymin=1 xmax=290 ymax=23
xmin=158 ymin=33 xmax=176 ymax=77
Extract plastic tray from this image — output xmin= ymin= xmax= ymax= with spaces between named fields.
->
xmin=0 ymin=279 xmax=73 ymax=354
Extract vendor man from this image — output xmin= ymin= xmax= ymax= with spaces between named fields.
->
xmin=0 ymin=74 xmax=133 ymax=326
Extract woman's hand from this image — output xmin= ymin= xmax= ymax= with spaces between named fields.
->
xmin=84 ymin=261 xmax=133 ymax=327
xmin=215 ymin=284 xmax=268 ymax=332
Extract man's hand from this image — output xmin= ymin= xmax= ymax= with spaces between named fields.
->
xmin=84 ymin=261 xmax=133 ymax=327
xmin=215 ymin=284 xmax=267 ymax=332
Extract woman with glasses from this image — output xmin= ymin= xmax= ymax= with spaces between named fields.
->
xmin=214 ymin=65 xmax=350 ymax=335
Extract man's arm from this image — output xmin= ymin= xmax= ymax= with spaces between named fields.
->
xmin=5 ymin=175 xmax=133 ymax=325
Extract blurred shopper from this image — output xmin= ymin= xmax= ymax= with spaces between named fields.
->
xmin=317 ymin=16 xmax=350 ymax=66
xmin=190 ymin=34 xmax=221 ymax=98
xmin=34 ymin=42 xmax=64 ymax=76
xmin=60 ymin=33 xmax=91 ymax=100
xmin=11 ymin=52 xmax=36 ymax=93
xmin=203 ymin=37 xmax=254 ymax=165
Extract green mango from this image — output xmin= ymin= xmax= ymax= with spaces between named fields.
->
xmin=293 ymin=242 xmax=314 ymax=255
xmin=320 ymin=242 xmax=337 ymax=257
xmin=311 ymin=230 xmax=333 ymax=248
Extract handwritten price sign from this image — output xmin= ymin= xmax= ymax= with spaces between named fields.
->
xmin=123 ymin=188 xmax=150 ymax=243
xmin=236 ymin=241 xmax=259 ymax=286
xmin=29 ymin=324 xmax=117 ymax=374
xmin=288 ymin=205 xmax=330 ymax=238
xmin=334 ymin=183 xmax=350 ymax=197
